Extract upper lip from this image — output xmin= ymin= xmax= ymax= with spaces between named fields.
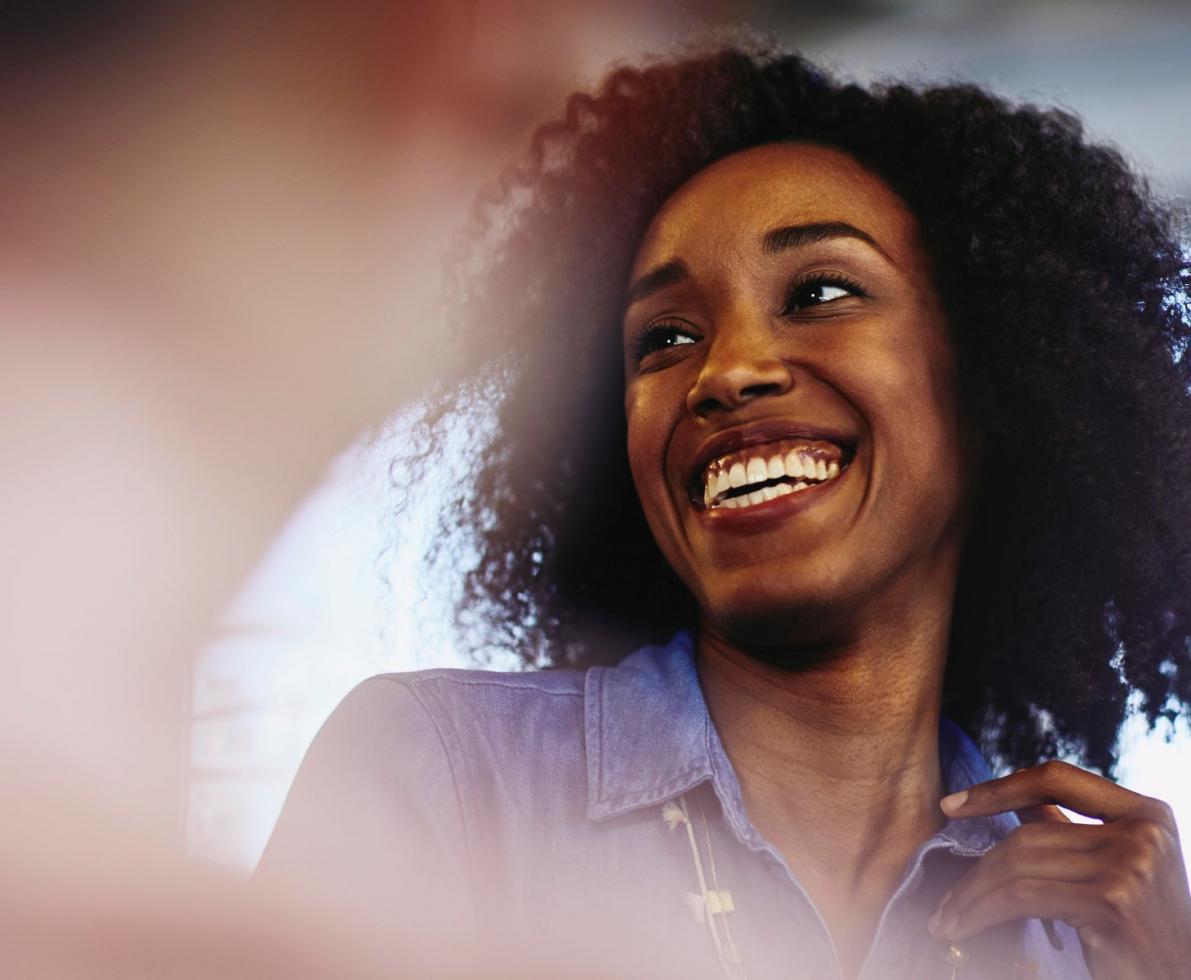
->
xmin=685 ymin=418 xmax=858 ymax=497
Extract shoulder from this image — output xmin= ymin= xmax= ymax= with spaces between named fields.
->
xmin=323 ymin=630 xmax=696 ymax=761
xmin=338 ymin=666 xmax=587 ymax=770
xmin=260 ymin=633 xmax=696 ymax=869
xmin=282 ymin=664 xmax=593 ymax=830
xmin=255 ymin=668 xmax=590 ymax=913
xmin=379 ymin=663 xmax=586 ymax=715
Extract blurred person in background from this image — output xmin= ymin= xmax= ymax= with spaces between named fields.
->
xmin=0 ymin=0 xmax=649 ymax=975
xmin=262 ymin=42 xmax=1191 ymax=979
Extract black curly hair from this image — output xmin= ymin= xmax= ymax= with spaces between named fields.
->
xmin=403 ymin=41 xmax=1191 ymax=777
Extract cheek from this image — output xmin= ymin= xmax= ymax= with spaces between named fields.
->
xmin=624 ymin=377 xmax=691 ymax=562
xmin=908 ymin=330 xmax=966 ymax=463
xmin=624 ymin=381 xmax=674 ymax=507
xmin=856 ymin=313 xmax=960 ymax=431
xmin=876 ymin=330 xmax=969 ymax=520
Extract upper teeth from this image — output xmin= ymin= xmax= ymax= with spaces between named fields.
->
xmin=702 ymin=443 xmax=843 ymax=510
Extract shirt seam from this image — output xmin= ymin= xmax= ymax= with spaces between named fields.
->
xmin=398 ymin=672 xmax=584 ymax=697
xmin=593 ymin=772 xmax=715 ymax=816
xmin=590 ymin=667 xmax=605 ymax=806
xmin=376 ymin=675 xmax=479 ymax=910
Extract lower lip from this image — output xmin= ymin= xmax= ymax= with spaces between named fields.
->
xmin=694 ymin=467 xmax=849 ymax=532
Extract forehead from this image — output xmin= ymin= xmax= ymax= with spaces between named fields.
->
xmin=630 ymin=142 xmax=921 ymax=276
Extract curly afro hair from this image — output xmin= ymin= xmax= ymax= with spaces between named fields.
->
xmin=403 ymin=42 xmax=1191 ymax=776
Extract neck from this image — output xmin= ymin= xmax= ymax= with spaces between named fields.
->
xmin=696 ymin=586 xmax=956 ymax=974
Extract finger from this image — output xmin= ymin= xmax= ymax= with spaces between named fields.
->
xmin=933 ymin=877 xmax=1108 ymax=945
xmin=931 ymin=823 xmax=1103 ymax=925
xmin=1015 ymin=802 xmax=1071 ymax=826
xmin=932 ymin=826 xmax=1106 ymax=937
xmin=940 ymin=760 xmax=1175 ymax=828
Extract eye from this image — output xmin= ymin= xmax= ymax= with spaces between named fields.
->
xmin=781 ymin=274 xmax=867 ymax=315
xmin=632 ymin=320 xmax=699 ymax=363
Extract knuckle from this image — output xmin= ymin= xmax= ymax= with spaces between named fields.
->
xmin=1077 ymin=923 xmax=1117 ymax=951
xmin=1124 ymin=817 xmax=1174 ymax=859
xmin=1036 ymin=759 xmax=1072 ymax=788
xmin=1138 ymin=817 xmax=1174 ymax=853
xmin=1042 ymin=759 xmax=1073 ymax=773
xmin=1002 ymin=841 xmax=1032 ymax=875
xmin=1000 ymin=848 xmax=1023 ymax=876
xmin=1096 ymin=872 xmax=1142 ymax=918
xmin=1124 ymin=851 xmax=1159 ymax=887
xmin=1144 ymin=798 xmax=1178 ymax=834
xmin=1008 ymin=877 xmax=1039 ymax=904
xmin=1010 ymin=822 xmax=1044 ymax=844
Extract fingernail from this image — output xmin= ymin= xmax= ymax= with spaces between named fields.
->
xmin=940 ymin=790 xmax=969 ymax=814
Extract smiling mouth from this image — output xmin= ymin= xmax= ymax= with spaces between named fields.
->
xmin=692 ymin=439 xmax=852 ymax=511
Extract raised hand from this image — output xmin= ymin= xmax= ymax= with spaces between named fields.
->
xmin=927 ymin=760 xmax=1191 ymax=979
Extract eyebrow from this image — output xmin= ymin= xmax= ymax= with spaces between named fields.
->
xmin=762 ymin=221 xmax=892 ymax=262
xmin=625 ymin=221 xmax=892 ymax=308
xmin=625 ymin=259 xmax=689 ymax=307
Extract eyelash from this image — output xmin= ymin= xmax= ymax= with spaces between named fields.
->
xmin=631 ymin=272 xmax=868 ymax=364
xmin=631 ymin=319 xmax=699 ymax=363
xmin=781 ymin=272 xmax=868 ymax=315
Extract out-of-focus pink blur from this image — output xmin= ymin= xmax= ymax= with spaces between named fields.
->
xmin=0 ymin=1 xmax=726 ymax=974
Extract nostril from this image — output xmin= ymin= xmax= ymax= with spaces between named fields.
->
xmin=687 ymin=359 xmax=794 ymax=416
xmin=739 ymin=381 xmax=785 ymax=401
xmin=692 ymin=381 xmax=785 ymax=416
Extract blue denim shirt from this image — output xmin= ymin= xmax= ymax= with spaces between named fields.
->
xmin=261 ymin=631 xmax=1092 ymax=979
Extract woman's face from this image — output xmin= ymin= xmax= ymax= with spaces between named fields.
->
xmin=622 ymin=143 xmax=973 ymax=646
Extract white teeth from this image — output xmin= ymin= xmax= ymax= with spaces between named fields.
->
xmin=785 ymin=450 xmax=804 ymax=479
xmin=702 ymin=443 xmax=848 ymax=510
xmin=704 ymin=467 xmax=730 ymax=507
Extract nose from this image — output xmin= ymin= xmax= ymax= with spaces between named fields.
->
xmin=685 ymin=319 xmax=794 ymax=417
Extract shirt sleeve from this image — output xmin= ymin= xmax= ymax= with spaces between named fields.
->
xmin=254 ymin=675 xmax=473 ymax=944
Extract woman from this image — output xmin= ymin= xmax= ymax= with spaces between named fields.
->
xmin=259 ymin=44 xmax=1191 ymax=979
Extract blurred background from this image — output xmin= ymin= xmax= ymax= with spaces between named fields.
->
xmin=163 ymin=0 xmax=1191 ymax=870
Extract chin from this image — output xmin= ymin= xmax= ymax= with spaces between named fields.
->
xmin=701 ymin=575 xmax=856 ymax=662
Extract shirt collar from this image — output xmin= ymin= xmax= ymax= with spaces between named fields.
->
xmin=936 ymin=714 xmax=1020 ymax=851
xmin=583 ymin=629 xmax=1018 ymax=852
xmin=584 ymin=630 xmax=713 ymax=821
